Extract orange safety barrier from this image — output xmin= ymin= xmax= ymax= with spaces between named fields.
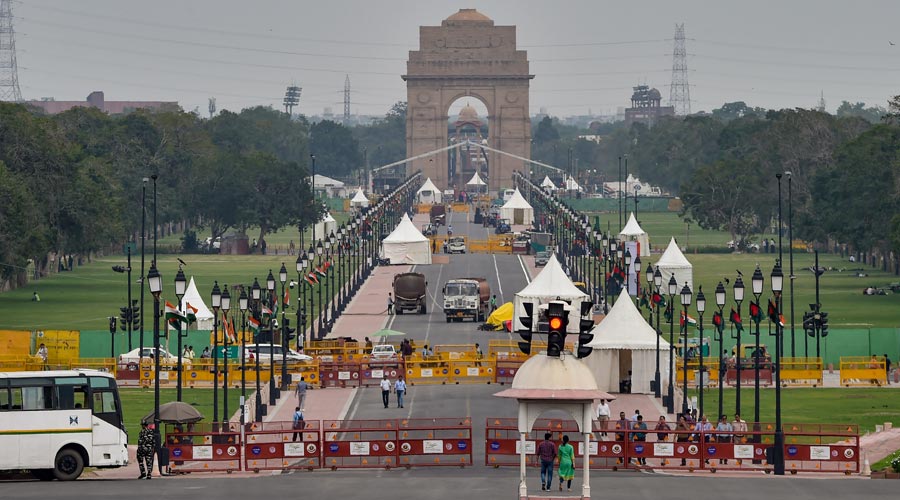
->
xmin=165 ymin=423 xmax=242 ymax=473
xmin=359 ymin=359 xmax=405 ymax=387
xmin=322 ymin=419 xmax=399 ymax=469
xmin=318 ymin=360 xmax=362 ymax=388
xmin=244 ymin=420 xmax=322 ymax=472
xmin=398 ymin=418 xmax=473 ymax=468
xmin=494 ymin=353 xmax=527 ymax=385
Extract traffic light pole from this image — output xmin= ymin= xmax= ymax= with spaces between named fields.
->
xmin=126 ymin=246 xmax=133 ymax=351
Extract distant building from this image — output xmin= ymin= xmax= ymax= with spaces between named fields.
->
xmin=25 ymin=91 xmax=178 ymax=115
xmin=624 ymin=85 xmax=674 ymax=128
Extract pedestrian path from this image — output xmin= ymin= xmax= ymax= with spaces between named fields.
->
xmin=326 ymin=264 xmax=411 ymax=343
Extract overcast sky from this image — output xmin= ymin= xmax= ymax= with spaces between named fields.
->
xmin=13 ymin=0 xmax=900 ymax=118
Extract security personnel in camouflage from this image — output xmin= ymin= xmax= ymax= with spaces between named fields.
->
xmin=137 ymin=421 xmax=155 ymax=479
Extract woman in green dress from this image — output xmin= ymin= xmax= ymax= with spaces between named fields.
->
xmin=557 ymin=434 xmax=575 ymax=491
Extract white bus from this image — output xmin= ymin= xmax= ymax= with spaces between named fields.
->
xmin=0 ymin=370 xmax=129 ymax=480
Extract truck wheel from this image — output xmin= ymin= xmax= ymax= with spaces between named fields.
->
xmin=397 ymin=308 xmax=403 ymax=315
xmin=420 ymin=304 xmax=427 ymax=314
xmin=446 ymin=317 xmax=451 ymax=323
xmin=52 ymin=448 xmax=84 ymax=481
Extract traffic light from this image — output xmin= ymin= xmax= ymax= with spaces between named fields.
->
xmin=576 ymin=301 xmax=595 ymax=359
xmin=819 ymin=312 xmax=829 ymax=337
xmin=130 ymin=302 xmax=141 ymax=332
xmin=282 ymin=318 xmax=296 ymax=341
xmin=299 ymin=311 xmax=307 ymax=327
xmin=803 ymin=311 xmax=815 ymax=337
xmin=119 ymin=307 xmax=130 ymax=332
xmin=517 ymin=302 xmax=534 ymax=355
xmin=108 ymin=316 xmax=117 ymax=334
xmin=546 ymin=301 xmax=567 ymax=357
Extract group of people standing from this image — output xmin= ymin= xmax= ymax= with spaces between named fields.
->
xmin=379 ymin=374 xmax=407 ymax=408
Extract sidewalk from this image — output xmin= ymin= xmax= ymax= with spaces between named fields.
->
xmin=326 ymin=264 xmax=411 ymax=343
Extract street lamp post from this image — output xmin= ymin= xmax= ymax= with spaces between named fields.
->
xmin=221 ymin=285 xmax=231 ymax=426
xmin=696 ymin=286 xmax=706 ymax=418
xmin=251 ymin=278 xmax=263 ymax=421
xmin=714 ymin=282 xmax=727 ymax=419
xmin=266 ymin=270 xmax=277 ymax=405
xmin=647 ymin=264 xmax=661 ymax=398
xmin=174 ymin=268 xmax=187 ymax=401
xmin=147 ymin=263 xmax=162 ymax=445
xmin=210 ymin=281 xmax=222 ymax=425
xmin=279 ymin=263 xmax=288 ymax=391
xmin=771 ymin=261 xmax=785 ymax=475
xmin=667 ymin=275 xmax=677 ymax=414
xmin=296 ymin=254 xmax=308 ymax=351
xmin=316 ymin=240 xmax=324 ymax=336
xmin=680 ymin=282 xmax=692 ymax=416
xmin=307 ymin=244 xmax=316 ymax=341
xmin=239 ymin=288 xmax=248 ymax=425
xmin=750 ymin=265 xmax=764 ymax=432
xmin=732 ymin=274 xmax=745 ymax=416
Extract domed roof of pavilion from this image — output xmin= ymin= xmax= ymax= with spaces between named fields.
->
xmin=494 ymin=353 xmax=615 ymax=401
xmin=445 ymin=9 xmax=492 ymax=23
xmin=458 ymin=102 xmax=479 ymax=121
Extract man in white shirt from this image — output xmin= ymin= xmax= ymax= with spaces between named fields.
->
xmin=597 ymin=399 xmax=611 ymax=437
xmin=379 ymin=375 xmax=392 ymax=409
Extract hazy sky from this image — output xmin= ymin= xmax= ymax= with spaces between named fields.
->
xmin=13 ymin=0 xmax=900 ymax=118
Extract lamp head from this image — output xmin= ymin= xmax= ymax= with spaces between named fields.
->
xmin=221 ymin=285 xmax=231 ymax=312
xmin=279 ymin=263 xmax=288 ymax=284
xmin=251 ymin=278 xmax=261 ymax=301
xmin=266 ymin=270 xmax=275 ymax=292
xmin=751 ymin=265 xmax=764 ymax=295
xmin=696 ymin=286 xmax=706 ymax=313
xmin=715 ymin=281 xmax=726 ymax=307
xmin=733 ymin=274 xmax=745 ymax=302
xmin=654 ymin=266 xmax=663 ymax=287
xmin=211 ymin=281 xmax=222 ymax=310
xmin=680 ymin=282 xmax=692 ymax=306
xmin=771 ymin=261 xmax=784 ymax=293
xmin=239 ymin=288 xmax=249 ymax=312
xmin=148 ymin=264 xmax=162 ymax=298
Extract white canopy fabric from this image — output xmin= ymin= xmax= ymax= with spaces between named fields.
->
xmin=313 ymin=212 xmax=337 ymax=241
xmin=350 ymin=188 xmax=369 ymax=208
xmin=618 ymin=212 xmax=650 ymax=257
xmin=466 ymin=172 xmax=486 ymax=186
xmin=513 ymin=255 xmax=588 ymax=333
xmin=656 ymin=237 xmax=693 ymax=292
xmin=381 ymin=213 xmax=432 ymax=265
xmin=416 ymin=178 xmax=442 ymax=204
xmin=180 ymin=277 xmax=214 ymax=330
xmin=565 ymin=176 xmax=583 ymax=191
xmin=581 ymin=290 xmax=671 ymax=394
xmin=312 ymin=174 xmax=347 ymax=197
xmin=540 ymin=176 xmax=557 ymax=189
xmin=500 ymin=188 xmax=534 ymax=225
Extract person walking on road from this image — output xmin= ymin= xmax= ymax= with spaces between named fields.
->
xmin=537 ymin=433 xmax=557 ymax=491
xmin=490 ymin=294 xmax=498 ymax=313
xmin=380 ymin=375 xmax=391 ymax=409
xmin=557 ymin=435 xmax=575 ymax=491
xmin=295 ymin=376 xmax=308 ymax=409
xmin=292 ymin=407 xmax=305 ymax=442
xmin=387 ymin=293 xmax=394 ymax=315
xmin=394 ymin=376 xmax=407 ymax=408
xmin=137 ymin=421 xmax=155 ymax=479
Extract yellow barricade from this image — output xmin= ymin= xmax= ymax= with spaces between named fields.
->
xmin=405 ymin=355 xmax=452 ymax=385
xmin=417 ymin=204 xmax=432 ymax=214
xmin=840 ymin=356 xmax=887 ymax=386
xmin=468 ymin=239 xmax=512 ymax=254
xmin=451 ymin=202 xmax=469 ymax=213
xmin=781 ymin=357 xmax=824 ymax=387
xmin=0 ymin=355 xmax=28 ymax=371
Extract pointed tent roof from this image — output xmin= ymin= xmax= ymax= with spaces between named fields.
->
xmin=321 ymin=212 xmax=336 ymax=223
xmin=619 ymin=212 xmax=646 ymax=236
xmin=516 ymin=254 xmax=587 ymax=300
xmin=312 ymin=174 xmax=344 ymax=188
xmin=565 ymin=176 xmax=582 ymax=191
xmin=383 ymin=213 xmax=428 ymax=243
xmin=657 ymin=237 xmax=692 ymax=268
xmin=466 ymin=172 xmax=486 ymax=186
xmin=541 ymin=176 xmax=557 ymax=189
xmin=501 ymin=188 xmax=532 ymax=210
xmin=180 ymin=277 xmax=214 ymax=321
xmin=586 ymin=290 xmax=670 ymax=350
xmin=351 ymin=188 xmax=368 ymax=203
xmin=417 ymin=177 xmax=440 ymax=194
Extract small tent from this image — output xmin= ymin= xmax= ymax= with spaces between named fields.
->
xmin=565 ymin=176 xmax=583 ymax=192
xmin=582 ymin=289 xmax=671 ymax=394
xmin=350 ymin=188 xmax=369 ymax=208
xmin=499 ymin=188 xmax=534 ymax=225
xmin=313 ymin=212 xmax=337 ymax=241
xmin=381 ymin=213 xmax=432 ymax=265
xmin=466 ymin=172 xmax=486 ymax=188
xmin=540 ymin=176 xmax=557 ymax=189
xmin=513 ymin=255 xmax=589 ymax=332
xmin=312 ymin=174 xmax=347 ymax=198
xmin=180 ymin=277 xmax=214 ymax=330
xmin=656 ymin=237 xmax=693 ymax=292
xmin=416 ymin=178 xmax=442 ymax=204
xmin=619 ymin=212 xmax=650 ymax=257
xmin=486 ymin=302 xmax=514 ymax=331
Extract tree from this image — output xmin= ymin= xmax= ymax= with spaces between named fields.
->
xmin=680 ymin=159 xmax=765 ymax=246
xmin=352 ymin=101 xmax=407 ymax=174
xmin=711 ymin=101 xmax=767 ymax=122
xmin=533 ymin=116 xmax=560 ymax=144
xmin=0 ymin=162 xmax=45 ymax=285
xmin=309 ymin=120 xmax=363 ymax=178
xmin=835 ymin=101 xmax=886 ymax=124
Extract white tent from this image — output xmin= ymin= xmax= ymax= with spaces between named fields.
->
xmin=499 ymin=188 xmax=534 ymax=225
xmin=350 ymin=188 xmax=369 ymax=208
xmin=313 ymin=212 xmax=337 ymax=241
xmin=565 ymin=176 xmax=583 ymax=192
xmin=540 ymin=176 xmax=557 ymax=189
xmin=513 ymin=255 xmax=589 ymax=333
xmin=416 ymin=178 xmax=442 ymax=204
xmin=381 ymin=213 xmax=432 ymax=265
xmin=582 ymin=289 xmax=671 ymax=395
xmin=656 ymin=237 xmax=693 ymax=292
xmin=465 ymin=172 xmax=486 ymax=187
xmin=619 ymin=212 xmax=650 ymax=257
xmin=312 ymin=174 xmax=347 ymax=198
xmin=180 ymin=277 xmax=214 ymax=330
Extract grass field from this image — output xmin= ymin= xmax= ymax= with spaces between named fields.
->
xmin=686 ymin=387 xmax=900 ymax=433
xmin=120 ymin=388 xmax=243 ymax=444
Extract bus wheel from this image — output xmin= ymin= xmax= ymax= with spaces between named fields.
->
xmin=53 ymin=449 xmax=84 ymax=481
xmin=32 ymin=469 xmax=55 ymax=481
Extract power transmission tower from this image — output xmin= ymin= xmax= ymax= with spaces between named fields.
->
xmin=208 ymin=97 xmax=216 ymax=119
xmin=343 ymin=74 xmax=351 ymax=125
xmin=0 ymin=0 xmax=23 ymax=102
xmin=669 ymin=23 xmax=690 ymax=116
xmin=283 ymin=84 xmax=301 ymax=115
xmin=816 ymin=91 xmax=826 ymax=112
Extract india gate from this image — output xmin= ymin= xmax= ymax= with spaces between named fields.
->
xmin=403 ymin=9 xmax=532 ymax=192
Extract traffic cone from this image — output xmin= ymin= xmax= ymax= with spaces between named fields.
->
xmin=861 ymin=452 xmax=871 ymax=476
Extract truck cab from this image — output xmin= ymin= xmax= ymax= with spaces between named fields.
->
xmin=442 ymin=278 xmax=490 ymax=322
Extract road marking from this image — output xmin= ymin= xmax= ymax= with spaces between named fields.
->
xmin=518 ymin=254 xmax=531 ymax=284
xmin=492 ymin=254 xmax=504 ymax=301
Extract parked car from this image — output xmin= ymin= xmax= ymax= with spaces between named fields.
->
xmin=370 ymin=344 xmax=398 ymax=359
xmin=118 ymin=347 xmax=175 ymax=363
xmin=447 ymin=236 xmax=467 ymax=254
xmin=495 ymin=219 xmax=511 ymax=234
xmin=243 ymin=344 xmax=312 ymax=364
xmin=534 ymin=251 xmax=551 ymax=267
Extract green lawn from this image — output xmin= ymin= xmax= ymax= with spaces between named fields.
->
xmin=120 ymin=388 xmax=244 ymax=444
xmin=686 ymin=387 xmax=900 ymax=434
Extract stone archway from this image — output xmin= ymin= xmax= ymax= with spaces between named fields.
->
xmin=403 ymin=9 xmax=532 ymax=193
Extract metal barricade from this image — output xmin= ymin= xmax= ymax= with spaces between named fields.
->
xmin=319 ymin=360 xmax=361 ymax=388
xmin=322 ymin=419 xmax=399 ymax=469
xmin=398 ymin=418 xmax=473 ymax=467
xmin=244 ymin=421 xmax=322 ymax=472
xmin=840 ymin=356 xmax=887 ymax=386
xmin=166 ymin=423 xmax=242 ymax=473
xmin=405 ymin=356 xmax=453 ymax=385
xmin=359 ymin=358 xmax=404 ymax=387
xmin=781 ymin=357 xmax=824 ymax=387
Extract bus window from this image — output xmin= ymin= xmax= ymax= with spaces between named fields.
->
xmin=22 ymin=386 xmax=53 ymax=410
xmin=89 ymin=376 xmax=112 ymax=389
xmin=92 ymin=391 xmax=117 ymax=414
xmin=57 ymin=385 xmax=89 ymax=410
xmin=0 ymin=386 xmax=9 ymax=410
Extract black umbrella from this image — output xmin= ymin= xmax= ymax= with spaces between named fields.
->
xmin=142 ymin=401 xmax=204 ymax=425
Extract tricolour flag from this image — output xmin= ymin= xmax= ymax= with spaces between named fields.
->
xmin=283 ymin=289 xmax=290 ymax=308
xmin=729 ymin=307 xmax=744 ymax=333
xmin=306 ymin=272 xmax=319 ymax=286
xmin=680 ymin=310 xmax=697 ymax=327
xmin=315 ymin=265 xmax=327 ymax=277
xmin=165 ymin=301 xmax=187 ymax=326
xmin=261 ymin=304 xmax=274 ymax=320
xmin=185 ymin=302 xmax=199 ymax=324
xmin=222 ymin=314 xmax=236 ymax=343
xmin=248 ymin=316 xmax=260 ymax=334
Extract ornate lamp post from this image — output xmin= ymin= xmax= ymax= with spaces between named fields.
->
xmin=296 ymin=254 xmax=308 ymax=350
xmin=238 ymin=287 xmax=248 ymax=425
xmin=316 ymin=240 xmax=324 ymax=336
xmin=210 ymin=281 xmax=222 ymax=425
xmin=251 ymin=278 xmax=263 ymax=421
xmin=751 ymin=265 xmax=764 ymax=431
xmin=633 ymin=254 xmax=641 ymax=299
xmin=307 ymin=244 xmax=316 ymax=341
xmin=266 ymin=269 xmax=277 ymax=405
xmin=732 ymin=274 xmax=745 ymax=416
xmin=147 ymin=263 xmax=162 ymax=443
xmin=327 ymin=231 xmax=336 ymax=330
xmin=650 ymin=264 xmax=662 ymax=399
xmin=771 ymin=261 xmax=785 ymax=475
xmin=696 ymin=286 xmax=707 ymax=417
xmin=279 ymin=263 xmax=289 ymax=391
xmin=221 ymin=285 xmax=231 ymax=426
xmin=174 ymin=267 xmax=187 ymax=401
xmin=680 ymin=282 xmax=692 ymax=416
xmin=714 ymin=281 xmax=727 ymax=420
